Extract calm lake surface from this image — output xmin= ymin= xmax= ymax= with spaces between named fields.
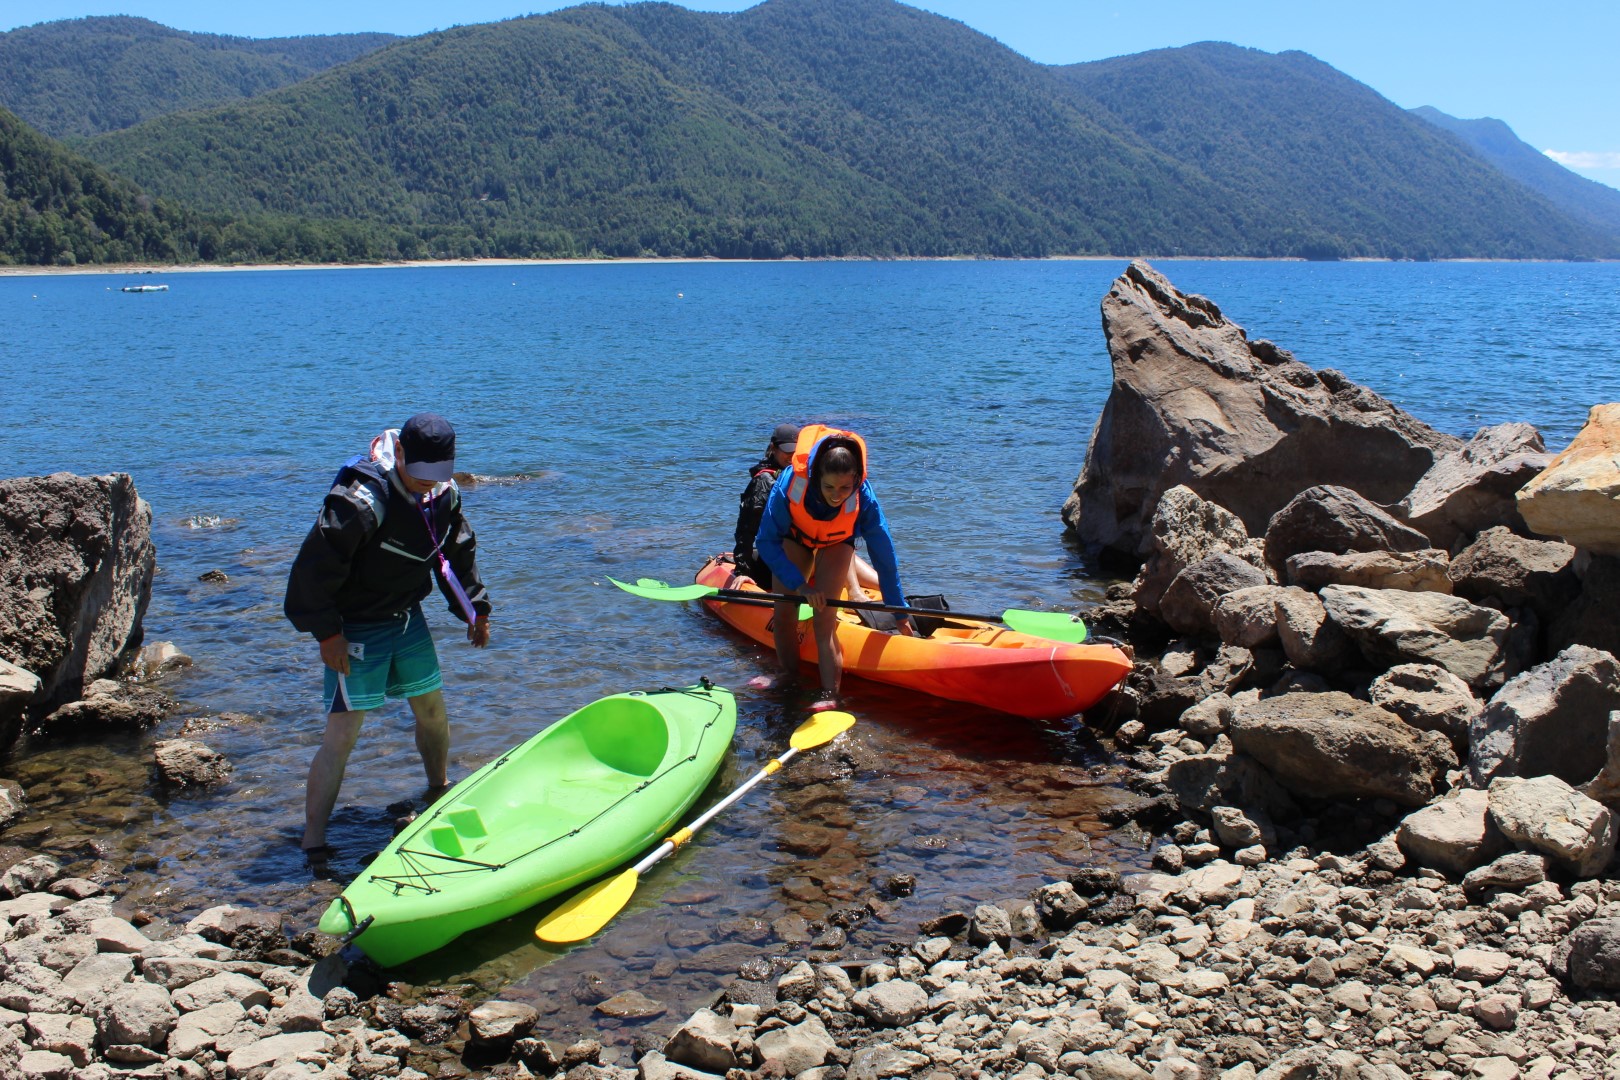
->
xmin=3 ymin=258 xmax=1615 ymax=1052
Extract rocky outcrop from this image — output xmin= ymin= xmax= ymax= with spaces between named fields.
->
xmin=0 ymin=473 xmax=155 ymax=725
xmin=1517 ymin=403 xmax=1620 ymax=556
xmin=1063 ymin=261 xmax=1459 ymax=559
xmin=1320 ymin=584 xmax=1512 ymax=690
xmin=1227 ymin=691 xmax=1456 ymax=807
xmin=1469 ymin=645 xmax=1620 ymax=787
xmin=1397 ymin=422 xmax=1553 ymax=549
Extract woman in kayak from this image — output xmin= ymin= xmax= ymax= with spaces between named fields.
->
xmin=754 ymin=424 xmax=912 ymax=706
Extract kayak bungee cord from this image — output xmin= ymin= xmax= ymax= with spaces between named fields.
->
xmin=362 ymin=684 xmax=730 ymax=896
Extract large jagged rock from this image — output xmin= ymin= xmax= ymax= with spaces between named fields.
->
xmin=1263 ymin=485 xmax=1432 ymax=577
xmin=0 ymin=474 xmax=155 ymax=725
xmin=1131 ymin=485 xmax=1265 ymax=619
xmin=1447 ymin=527 xmax=1578 ymax=621
xmin=1320 ymin=585 xmax=1512 ymax=690
xmin=1063 ymin=261 xmax=1460 ymax=559
xmin=1396 ymin=422 xmax=1553 ymax=550
xmin=1470 ymin=645 xmax=1620 ymax=788
xmin=1227 ymin=691 xmax=1457 ymax=807
xmin=1516 ymin=403 xmax=1620 ymax=556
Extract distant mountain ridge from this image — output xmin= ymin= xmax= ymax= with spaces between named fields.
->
xmin=3 ymin=0 xmax=1616 ymax=264
xmin=0 ymin=15 xmax=397 ymax=139
xmin=1410 ymin=105 xmax=1620 ymax=238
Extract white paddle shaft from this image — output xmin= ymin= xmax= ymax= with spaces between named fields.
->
xmin=629 ymin=746 xmax=801 ymax=874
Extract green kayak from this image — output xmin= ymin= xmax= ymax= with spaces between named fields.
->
xmin=317 ymin=682 xmax=737 ymax=966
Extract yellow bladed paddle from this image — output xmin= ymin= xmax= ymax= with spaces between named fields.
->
xmin=535 ymin=709 xmax=856 ymax=944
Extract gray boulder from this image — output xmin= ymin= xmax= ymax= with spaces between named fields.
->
xmin=1469 ymin=645 xmax=1620 ymax=787
xmin=1264 ymin=485 xmax=1433 ymax=577
xmin=1488 ymin=774 xmax=1616 ymax=878
xmin=1131 ymin=485 xmax=1265 ymax=617
xmin=753 ymin=1017 xmax=835 ymax=1075
xmin=1285 ymin=548 xmax=1452 ymax=593
xmin=1165 ymin=750 xmax=1298 ymax=819
xmin=1396 ymin=422 xmax=1553 ymax=550
xmin=1274 ymin=586 xmax=1356 ymax=673
xmin=0 ymin=474 xmax=155 ymax=721
xmin=1396 ymin=789 xmax=1506 ymax=876
xmin=1063 ymin=261 xmax=1459 ymax=559
xmin=1213 ymin=585 xmax=1289 ymax=649
xmin=1448 ymin=526 xmax=1579 ymax=620
xmin=1581 ymin=711 xmax=1620 ymax=808
xmin=1228 ymin=691 xmax=1456 ymax=806
xmin=1159 ymin=553 xmax=1269 ymax=636
xmin=662 ymin=1008 xmax=738 ymax=1075
xmin=1565 ymin=918 xmax=1620 ymax=991
xmin=0 ymin=659 xmax=41 ymax=752
xmin=1368 ymin=663 xmax=1479 ymax=753
xmin=1320 ymin=584 xmax=1511 ymax=690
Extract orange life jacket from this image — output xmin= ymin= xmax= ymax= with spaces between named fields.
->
xmin=784 ymin=425 xmax=868 ymax=548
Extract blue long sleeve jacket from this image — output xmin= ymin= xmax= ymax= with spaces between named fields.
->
xmin=755 ymin=470 xmax=905 ymax=606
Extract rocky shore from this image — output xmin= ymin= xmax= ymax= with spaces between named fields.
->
xmin=4 ymin=261 xmax=1620 ymax=1079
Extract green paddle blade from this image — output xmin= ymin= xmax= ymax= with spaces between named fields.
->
xmin=999 ymin=609 xmax=1088 ymax=643
xmin=607 ymin=576 xmax=719 ymax=602
xmin=534 ymin=867 xmax=640 ymax=944
xmin=790 ymin=710 xmax=856 ymax=750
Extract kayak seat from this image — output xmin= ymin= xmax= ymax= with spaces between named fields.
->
xmin=570 ymin=696 xmax=671 ymax=777
xmin=426 ymin=806 xmax=488 ymax=858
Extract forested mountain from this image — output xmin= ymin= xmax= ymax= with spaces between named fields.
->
xmin=9 ymin=0 xmax=1616 ymax=263
xmin=0 ymin=16 xmax=397 ymax=139
xmin=1410 ymin=106 xmax=1620 ymax=239
xmin=0 ymin=105 xmax=499 ymax=265
xmin=1051 ymin=42 xmax=1616 ymax=260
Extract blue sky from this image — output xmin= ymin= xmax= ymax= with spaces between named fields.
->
xmin=6 ymin=0 xmax=1618 ymax=189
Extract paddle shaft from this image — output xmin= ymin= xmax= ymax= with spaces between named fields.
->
xmin=630 ymin=745 xmax=804 ymax=875
xmin=711 ymin=587 xmax=999 ymax=625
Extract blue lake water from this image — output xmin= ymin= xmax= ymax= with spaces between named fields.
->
xmin=2 ymin=257 xmax=1616 ymax=1046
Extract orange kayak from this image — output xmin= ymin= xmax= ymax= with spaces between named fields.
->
xmin=695 ymin=556 xmax=1131 ymax=720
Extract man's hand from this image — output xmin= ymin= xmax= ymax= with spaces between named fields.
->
xmin=319 ymin=634 xmax=351 ymax=675
xmin=468 ymin=616 xmax=491 ymax=648
xmin=895 ymin=616 xmax=915 ymax=637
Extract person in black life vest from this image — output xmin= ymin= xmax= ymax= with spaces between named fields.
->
xmin=734 ymin=422 xmax=881 ymax=597
xmin=754 ymin=424 xmax=912 ymax=706
xmin=283 ymin=413 xmax=492 ymax=857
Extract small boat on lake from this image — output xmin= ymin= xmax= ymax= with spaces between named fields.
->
xmin=695 ymin=555 xmax=1131 ymax=719
xmin=120 ymin=284 xmax=168 ymax=293
xmin=317 ymin=683 xmax=736 ymax=966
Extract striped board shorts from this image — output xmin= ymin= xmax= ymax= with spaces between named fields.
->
xmin=322 ymin=604 xmax=443 ymax=713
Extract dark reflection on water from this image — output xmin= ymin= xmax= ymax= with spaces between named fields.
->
xmin=7 ymin=258 xmax=1614 ymax=1054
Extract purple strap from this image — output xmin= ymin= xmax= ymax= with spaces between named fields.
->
xmin=417 ymin=495 xmax=478 ymax=626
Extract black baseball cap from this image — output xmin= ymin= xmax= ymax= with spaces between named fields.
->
xmin=399 ymin=413 xmax=456 ymax=482
xmin=771 ymin=423 xmax=801 ymax=453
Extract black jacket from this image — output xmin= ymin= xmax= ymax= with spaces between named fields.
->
xmin=733 ymin=457 xmax=781 ymax=566
xmin=284 ymin=456 xmax=491 ymax=641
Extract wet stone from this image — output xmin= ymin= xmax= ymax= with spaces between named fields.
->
xmin=594 ymin=990 xmax=665 ymax=1020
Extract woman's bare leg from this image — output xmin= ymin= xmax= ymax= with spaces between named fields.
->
xmin=771 ymin=539 xmax=817 ymax=685
xmin=810 ymin=542 xmax=856 ymax=697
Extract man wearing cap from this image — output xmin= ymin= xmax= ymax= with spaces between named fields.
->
xmin=733 ymin=423 xmax=801 ymax=587
xmin=284 ymin=412 xmax=492 ymax=856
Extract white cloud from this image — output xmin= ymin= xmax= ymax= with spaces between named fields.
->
xmin=1543 ymin=150 xmax=1620 ymax=169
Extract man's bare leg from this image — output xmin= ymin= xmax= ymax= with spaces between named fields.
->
xmin=407 ymin=689 xmax=450 ymax=793
xmin=303 ymin=710 xmax=365 ymax=850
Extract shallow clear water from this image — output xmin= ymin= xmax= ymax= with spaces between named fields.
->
xmin=3 ymin=258 xmax=1615 ymax=1051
